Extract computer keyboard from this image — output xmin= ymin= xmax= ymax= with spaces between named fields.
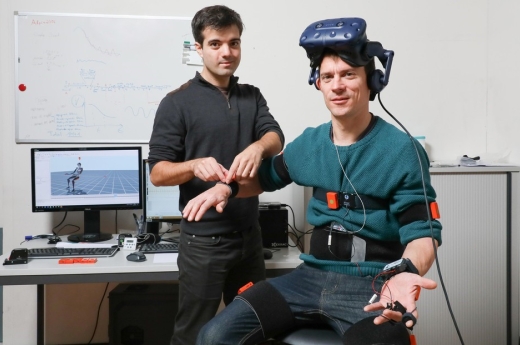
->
xmin=28 ymin=246 xmax=119 ymax=259
xmin=139 ymin=242 xmax=179 ymax=254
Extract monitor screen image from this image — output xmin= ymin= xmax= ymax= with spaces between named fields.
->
xmin=143 ymin=160 xmax=182 ymax=223
xmin=31 ymin=147 xmax=142 ymax=242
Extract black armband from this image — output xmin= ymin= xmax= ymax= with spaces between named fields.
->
xmin=218 ymin=181 xmax=239 ymax=198
xmin=382 ymin=258 xmax=419 ymax=277
xmin=228 ymin=181 xmax=239 ymax=198
xmin=273 ymin=154 xmax=292 ymax=184
xmin=397 ymin=203 xmax=430 ymax=225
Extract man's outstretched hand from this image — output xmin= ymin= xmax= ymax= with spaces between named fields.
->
xmin=182 ymin=184 xmax=231 ymax=221
xmin=364 ymin=273 xmax=437 ymax=328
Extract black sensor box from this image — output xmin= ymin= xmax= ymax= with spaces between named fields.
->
xmin=259 ymin=206 xmax=288 ymax=248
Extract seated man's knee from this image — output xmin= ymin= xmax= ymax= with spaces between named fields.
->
xmin=236 ymin=280 xmax=294 ymax=338
xmin=195 ymin=298 xmax=254 ymax=345
xmin=196 ymin=320 xmax=222 ymax=345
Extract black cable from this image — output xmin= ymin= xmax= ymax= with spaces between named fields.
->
xmin=283 ymin=203 xmax=307 ymax=236
xmin=282 ymin=204 xmax=307 ymax=252
xmin=87 ymin=282 xmax=110 ymax=344
xmin=55 ymin=224 xmax=81 ymax=236
xmin=51 ymin=212 xmax=68 ymax=235
xmin=286 ymin=224 xmax=303 ymax=251
xmin=377 ymin=92 xmax=464 ymax=345
xmin=49 ymin=211 xmax=82 ymax=238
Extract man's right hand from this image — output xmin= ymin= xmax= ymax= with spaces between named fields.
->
xmin=192 ymin=157 xmax=229 ymax=182
xmin=183 ymin=183 xmax=232 ymax=221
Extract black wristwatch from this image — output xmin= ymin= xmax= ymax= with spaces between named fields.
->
xmin=382 ymin=258 xmax=419 ymax=277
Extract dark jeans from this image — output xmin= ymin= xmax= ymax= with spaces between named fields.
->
xmin=171 ymin=225 xmax=266 ymax=345
xmin=196 ymin=264 xmax=383 ymax=345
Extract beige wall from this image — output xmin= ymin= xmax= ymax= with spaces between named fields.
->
xmin=2 ymin=0 xmax=520 ymax=344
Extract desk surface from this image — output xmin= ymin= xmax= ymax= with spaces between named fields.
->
xmin=0 ymin=236 xmax=303 ymax=285
xmin=430 ymin=166 xmax=519 ymax=173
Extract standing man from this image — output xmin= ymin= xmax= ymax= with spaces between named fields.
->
xmin=147 ymin=5 xmax=284 ymax=345
xmin=185 ymin=17 xmax=442 ymax=344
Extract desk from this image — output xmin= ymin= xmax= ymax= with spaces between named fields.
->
xmin=0 ymin=237 xmax=303 ymax=345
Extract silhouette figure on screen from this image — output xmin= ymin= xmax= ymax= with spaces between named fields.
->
xmin=65 ymin=162 xmax=83 ymax=192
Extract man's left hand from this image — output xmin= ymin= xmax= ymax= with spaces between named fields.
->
xmin=226 ymin=143 xmax=263 ymax=183
xmin=363 ymin=272 xmax=437 ymax=328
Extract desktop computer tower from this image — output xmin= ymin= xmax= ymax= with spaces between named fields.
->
xmin=258 ymin=206 xmax=288 ymax=248
xmin=109 ymin=283 xmax=179 ymax=345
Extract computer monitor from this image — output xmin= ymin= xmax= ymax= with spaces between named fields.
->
xmin=31 ymin=147 xmax=142 ymax=242
xmin=143 ymin=160 xmax=182 ymax=233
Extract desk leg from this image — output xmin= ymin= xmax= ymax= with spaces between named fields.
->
xmin=37 ymin=284 xmax=44 ymax=345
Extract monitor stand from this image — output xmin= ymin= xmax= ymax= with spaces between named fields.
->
xmin=145 ymin=221 xmax=160 ymax=235
xmin=67 ymin=210 xmax=113 ymax=242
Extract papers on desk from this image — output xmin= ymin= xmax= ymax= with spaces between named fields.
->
xmin=460 ymin=155 xmax=484 ymax=166
xmin=432 ymin=154 xmax=518 ymax=168
xmin=153 ymin=253 xmax=178 ymax=263
xmin=457 ymin=151 xmax=517 ymax=167
xmin=459 ymin=156 xmax=517 ymax=167
xmin=430 ymin=161 xmax=458 ymax=167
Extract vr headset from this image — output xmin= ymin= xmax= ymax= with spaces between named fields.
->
xmin=299 ymin=18 xmax=394 ymax=100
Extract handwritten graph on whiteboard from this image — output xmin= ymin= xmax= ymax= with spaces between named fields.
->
xmin=15 ymin=13 xmax=201 ymax=143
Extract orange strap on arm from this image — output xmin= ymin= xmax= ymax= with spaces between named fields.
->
xmin=430 ymin=202 xmax=440 ymax=219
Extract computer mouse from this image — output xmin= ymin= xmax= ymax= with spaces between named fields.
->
xmin=263 ymin=249 xmax=273 ymax=260
xmin=126 ymin=252 xmax=147 ymax=262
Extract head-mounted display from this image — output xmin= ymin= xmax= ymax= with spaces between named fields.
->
xmin=300 ymin=18 xmax=371 ymax=68
xmin=299 ymin=18 xmax=394 ymax=98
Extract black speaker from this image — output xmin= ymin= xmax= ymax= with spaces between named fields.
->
xmin=258 ymin=207 xmax=288 ymax=248
xmin=109 ymin=283 xmax=179 ymax=345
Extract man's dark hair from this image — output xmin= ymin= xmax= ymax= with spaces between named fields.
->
xmin=192 ymin=5 xmax=244 ymax=45
xmin=320 ymin=48 xmax=375 ymax=88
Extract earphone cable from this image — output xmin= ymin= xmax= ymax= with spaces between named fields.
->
xmin=333 ymin=139 xmax=366 ymax=234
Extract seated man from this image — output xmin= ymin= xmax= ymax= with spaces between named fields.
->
xmin=65 ymin=162 xmax=83 ymax=192
xmin=184 ymin=17 xmax=442 ymax=345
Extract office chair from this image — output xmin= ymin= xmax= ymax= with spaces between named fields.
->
xmin=275 ymin=316 xmax=411 ymax=345
xmin=276 ymin=324 xmax=343 ymax=345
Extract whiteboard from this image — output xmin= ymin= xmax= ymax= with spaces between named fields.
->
xmin=15 ymin=12 xmax=202 ymax=143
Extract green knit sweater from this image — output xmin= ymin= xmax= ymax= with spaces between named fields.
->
xmin=259 ymin=116 xmax=442 ymax=277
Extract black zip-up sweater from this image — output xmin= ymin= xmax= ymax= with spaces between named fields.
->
xmin=148 ymin=72 xmax=284 ymax=236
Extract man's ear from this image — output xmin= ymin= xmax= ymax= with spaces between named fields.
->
xmin=315 ymin=77 xmax=321 ymax=90
xmin=195 ymin=42 xmax=203 ymax=58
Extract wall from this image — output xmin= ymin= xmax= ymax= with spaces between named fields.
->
xmin=1 ymin=0 xmax=520 ymax=344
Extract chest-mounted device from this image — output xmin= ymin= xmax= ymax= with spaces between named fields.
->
xmin=299 ymin=17 xmax=394 ymax=100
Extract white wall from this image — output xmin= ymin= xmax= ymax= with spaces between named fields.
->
xmin=1 ymin=0 xmax=520 ymax=344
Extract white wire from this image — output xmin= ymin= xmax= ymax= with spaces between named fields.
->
xmin=333 ymin=140 xmax=366 ymax=234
